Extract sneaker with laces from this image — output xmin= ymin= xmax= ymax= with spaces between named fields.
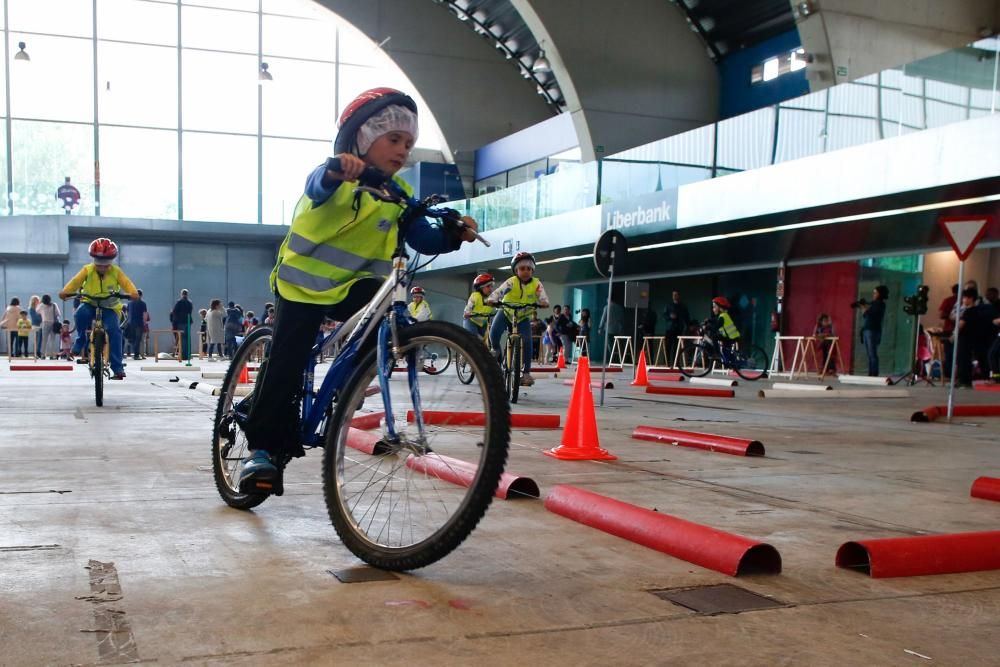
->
xmin=520 ymin=372 xmax=535 ymax=386
xmin=238 ymin=450 xmax=283 ymax=496
xmin=111 ymin=373 xmax=126 ymax=380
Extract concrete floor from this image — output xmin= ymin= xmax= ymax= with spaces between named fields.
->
xmin=2 ymin=358 xmax=1000 ymax=666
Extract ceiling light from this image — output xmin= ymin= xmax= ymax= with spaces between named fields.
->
xmin=14 ymin=41 xmax=30 ymax=62
xmin=532 ymin=50 xmax=551 ymax=73
xmin=258 ymin=62 xmax=273 ymax=83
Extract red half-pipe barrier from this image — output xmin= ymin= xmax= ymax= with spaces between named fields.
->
xmin=406 ymin=410 xmax=560 ymax=428
xmin=562 ymin=379 xmax=614 ymax=389
xmin=631 ymin=425 xmax=765 ymax=457
xmin=544 ymin=484 xmax=781 ymax=576
xmin=349 ymin=411 xmax=385 ymax=430
xmin=836 ymin=531 xmax=1000 ymax=577
xmin=647 ymin=372 xmax=685 ymax=382
xmin=405 ymin=453 xmax=539 ymax=499
xmin=974 ymin=382 xmax=1000 ymax=392
xmin=345 ymin=427 xmax=390 ymax=456
xmin=911 ymin=404 xmax=1000 ymax=422
xmin=10 ymin=365 xmax=73 ymax=371
xmin=971 ymin=477 xmax=1000 ymax=502
xmin=646 ymin=383 xmax=735 ymax=398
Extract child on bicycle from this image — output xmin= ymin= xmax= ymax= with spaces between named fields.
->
xmin=407 ymin=286 xmax=432 ymax=321
xmin=487 ymin=251 xmax=550 ymax=386
xmin=240 ymin=87 xmax=479 ymax=496
xmin=704 ymin=296 xmax=741 ymax=357
xmin=463 ymin=273 xmax=495 ymax=338
xmin=58 ymin=237 xmax=139 ymax=380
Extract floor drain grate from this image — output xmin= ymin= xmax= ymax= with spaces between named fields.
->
xmin=651 ymin=584 xmax=785 ymax=614
xmin=328 ymin=567 xmax=399 ymax=583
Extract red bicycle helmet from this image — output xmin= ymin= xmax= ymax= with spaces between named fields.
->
xmin=510 ymin=251 xmax=536 ymax=271
xmin=410 ymin=286 xmax=425 ymax=296
xmin=89 ymin=237 xmax=119 ymax=265
xmin=712 ymin=296 xmax=731 ymax=309
xmin=473 ymin=273 xmax=494 ymax=290
xmin=335 ymin=87 xmax=417 ymax=155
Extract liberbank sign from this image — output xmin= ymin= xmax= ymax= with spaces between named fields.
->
xmin=601 ymin=188 xmax=678 ymax=236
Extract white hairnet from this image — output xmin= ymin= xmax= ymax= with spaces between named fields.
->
xmin=356 ymin=105 xmax=418 ymax=155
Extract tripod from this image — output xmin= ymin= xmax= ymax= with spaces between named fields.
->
xmin=890 ymin=313 xmax=933 ymax=386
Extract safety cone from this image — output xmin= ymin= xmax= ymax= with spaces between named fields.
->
xmin=544 ymin=356 xmax=617 ymax=460
xmin=631 ymin=349 xmax=649 ymax=387
xmin=238 ymin=365 xmax=250 ymax=384
xmin=556 ymin=347 xmax=567 ymax=370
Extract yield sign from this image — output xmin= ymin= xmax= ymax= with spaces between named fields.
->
xmin=938 ymin=215 xmax=993 ymax=261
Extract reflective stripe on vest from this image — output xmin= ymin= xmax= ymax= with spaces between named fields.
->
xmin=502 ymin=277 xmax=540 ymax=322
xmin=273 ymin=175 xmax=411 ymax=305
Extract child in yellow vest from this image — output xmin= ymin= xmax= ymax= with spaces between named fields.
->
xmin=240 ymin=87 xmax=480 ymax=496
xmin=15 ymin=310 xmax=31 ymax=357
xmin=487 ymin=251 xmax=550 ymax=386
xmin=407 ymin=286 xmax=433 ymax=321
xmin=463 ymin=273 xmax=496 ymax=338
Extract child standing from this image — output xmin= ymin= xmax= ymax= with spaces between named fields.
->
xmin=15 ymin=310 xmax=32 ymax=357
xmin=60 ymin=320 xmax=75 ymax=360
xmin=814 ymin=313 xmax=836 ymax=373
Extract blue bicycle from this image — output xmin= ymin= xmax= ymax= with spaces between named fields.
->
xmin=212 ymin=161 xmax=510 ymax=570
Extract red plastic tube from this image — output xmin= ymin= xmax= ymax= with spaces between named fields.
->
xmin=345 ymin=428 xmax=389 ymax=456
xmin=531 ymin=366 xmax=562 ymax=373
xmin=647 ymin=372 xmax=684 ymax=382
xmin=585 ymin=367 xmax=623 ymax=373
xmin=405 ymin=453 xmax=539 ymax=499
xmin=10 ymin=365 xmax=73 ymax=371
xmin=971 ymin=477 xmax=1000 ymax=502
xmin=836 ymin=532 xmax=1000 ymax=578
xmin=544 ymin=485 xmax=781 ymax=576
xmin=562 ymin=379 xmax=614 ymax=389
xmin=912 ymin=404 xmax=1000 ymax=422
xmin=406 ymin=410 xmax=560 ymax=428
xmin=646 ymin=384 xmax=734 ymax=398
xmin=631 ymin=425 xmax=764 ymax=456
xmin=349 ymin=411 xmax=384 ymax=430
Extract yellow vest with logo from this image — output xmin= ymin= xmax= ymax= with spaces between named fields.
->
xmin=271 ymin=175 xmax=413 ymax=305
xmin=467 ymin=291 xmax=495 ymax=326
xmin=81 ymin=264 xmax=127 ymax=314
xmin=501 ymin=277 xmax=541 ymax=323
xmin=407 ymin=300 xmax=432 ymax=321
xmin=719 ymin=312 xmax=740 ymax=339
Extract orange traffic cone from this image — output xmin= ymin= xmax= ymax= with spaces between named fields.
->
xmin=556 ymin=347 xmax=567 ymax=370
xmin=238 ymin=365 xmax=250 ymax=384
xmin=544 ymin=357 xmax=617 ymax=461
xmin=631 ymin=349 xmax=649 ymax=387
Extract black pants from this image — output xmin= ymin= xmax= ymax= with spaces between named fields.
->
xmin=245 ymin=280 xmax=381 ymax=458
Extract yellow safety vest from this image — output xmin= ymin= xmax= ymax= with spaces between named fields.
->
xmin=66 ymin=264 xmax=133 ymax=314
xmin=271 ymin=175 xmax=413 ymax=305
xmin=466 ymin=291 xmax=495 ymax=326
xmin=501 ymin=277 xmax=541 ymax=323
xmin=407 ymin=300 xmax=432 ymax=321
xmin=719 ymin=312 xmax=740 ymax=339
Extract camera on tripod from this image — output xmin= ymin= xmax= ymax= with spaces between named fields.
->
xmin=849 ymin=298 xmax=868 ymax=309
xmin=903 ymin=285 xmax=929 ymax=316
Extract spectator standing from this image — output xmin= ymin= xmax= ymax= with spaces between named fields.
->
xmin=15 ymin=310 xmax=31 ymax=357
xmin=57 ymin=177 xmax=81 ymax=214
xmin=955 ymin=287 xmax=994 ymax=387
xmin=813 ymin=313 xmax=836 ymax=373
xmin=860 ymin=285 xmax=888 ymax=377
xmin=38 ymin=294 xmax=62 ymax=359
xmin=224 ymin=301 xmax=243 ymax=358
xmin=938 ymin=284 xmax=958 ymax=376
xmin=985 ymin=287 xmax=999 ymax=311
xmin=28 ymin=295 xmax=42 ymax=358
xmin=127 ymin=289 xmax=149 ymax=360
xmin=663 ymin=290 xmax=690 ymax=366
xmin=1 ymin=297 xmax=21 ymax=355
xmin=206 ymin=299 xmax=225 ymax=359
xmin=170 ymin=288 xmax=193 ymax=360
xmin=557 ymin=304 xmax=575 ymax=360
xmin=198 ymin=308 xmax=209 ymax=355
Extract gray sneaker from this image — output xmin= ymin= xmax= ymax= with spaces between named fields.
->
xmin=520 ymin=372 xmax=535 ymax=386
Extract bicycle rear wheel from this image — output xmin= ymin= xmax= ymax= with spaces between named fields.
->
xmin=324 ymin=321 xmax=510 ymax=571
xmin=212 ymin=326 xmax=273 ymax=510
xmin=92 ymin=330 xmax=104 ymax=407
xmin=734 ymin=344 xmax=769 ymax=381
xmin=507 ymin=335 xmax=521 ymax=403
xmin=679 ymin=339 xmax=714 ymax=378
xmin=456 ymin=352 xmax=475 ymax=384
xmin=420 ymin=341 xmax=452 ymax=375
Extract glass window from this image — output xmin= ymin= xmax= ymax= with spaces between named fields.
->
xmin=263 ymin=13 xmax=336 ymax=61
xmin=181 ymin=50 xmax=258 ymax=134
xmin=182 ymin=132 xmax=257 ymax=223
xmin=8 ymin=0 xmax=92 ymax=38
xmin=10 ymin=120 xmax=94 ymax=215
xmin=99 ymin=126 xmax=178 ymax=219
xmin=337 ymin=63 xmax=379 ymax=118
xmin=99 ymin=42 xmax=178 ymax=128
xmin=98 ymin=0 xmax=178 ymax=46
xmin=508 ymin=159 xmax=548 ymax=187
xmin=774 ymin=108 xmax=825 ymax=162
xmin=780 ymin=89 xmax=827 ymax=111
xmin=181 ymin=5 xmax=258 ymax=54
xmin=262 ymin=137 xmax=328 ymax=225
xmin=969 ymin=87 xmax=999 ymax=110
xmin=182 ymin=0 xmax=258 ymax=13
xmin=475 ymin=173 xmax=506 ymax=196
xmin=261 ymin=57 xmax=336 ymax=139
xmin=926 ymin=79 xmax=967 ymax=105
xmin=337 ymin=22 xmax=379 ymax=66
xmin=925 ymin=100 xmax=967 ymax=128
xmin=599 ymin=161 xmax=661 ymax=203
xmin=0 ymin=124 xmax=7 ymax=216
xmin=9 ymin=34 xmax=94 ymax=122
xmin=825 ymin=116 xmax=878 ymax=152
xmin=716 ymin=107 xmax=775 ymax=171
xmin=828 ymin=83 xmax=877 ymax=116
xmin=263 ymin=0 xmax=323 ymax=18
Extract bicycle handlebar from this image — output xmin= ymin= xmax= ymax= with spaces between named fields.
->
xmin=325 ymin=157 xmax=490 ymax=248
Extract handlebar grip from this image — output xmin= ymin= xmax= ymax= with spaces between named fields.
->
xmin=324 ymin=156 xmax=388 ymax=189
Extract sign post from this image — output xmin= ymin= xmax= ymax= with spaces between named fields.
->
xmin=593 ymin=230 xmax=628 ymax=407
xmin=939 ymin=215 xmax=992 ymax=421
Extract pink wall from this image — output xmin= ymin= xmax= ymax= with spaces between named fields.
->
xmin=785 ymin=262 xmax=859 ymax=373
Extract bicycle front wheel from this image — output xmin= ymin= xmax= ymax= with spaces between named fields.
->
xmin=507 ymin=335 xmax=522 ymax=403
xmin=679 ymin=340 xmax=714 ymax=378
xmin=420 ymin=341 xmax=452 ymax=375
xmin=734 ymin=344 xmax=769 ymax=381
xmin=324 ymin=321 xmax=510 ymax=571
xmin=92 ymin=330 xmax=104 ymax=407
xmin=455 ymin=352 xmax=476 ymax=384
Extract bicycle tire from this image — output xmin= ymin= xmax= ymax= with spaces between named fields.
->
xmin=211 ymin=326 xmax=273 ymax=510
xmin=456 ymin=353 xmax=476 ymax=385
xmin=678 ymin=339 xmax=714 ymax=378
xmin=508 ymin=335 xmax=521 ymax=404
xmin=92 ymin=330 xmax=104 ymax=407
xmin=734 ymin=344 xmax=769 ymax=381
xmin=323 ymin=321 xmax=510 ymax=571
xmin=421 ymin=342 xmax=452 ymax=375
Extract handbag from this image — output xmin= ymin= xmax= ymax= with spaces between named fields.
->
xmin=52 ymin=320 xmax=62 ymax=333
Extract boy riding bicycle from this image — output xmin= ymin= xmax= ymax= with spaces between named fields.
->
xmin=407 ymin=286 xmax=432 ymax=321
xmin=487 ymin=251 xmax=550 ymax=386
xmin=58 ymin=237 xmax=139 ymax=380
xmin=703 ymin=296 xmax=741 ymax=358
xmin=240 ymin=87 xmax=479 ymax=495
xmin=463 ymin=273 xmax=496 ymax=338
